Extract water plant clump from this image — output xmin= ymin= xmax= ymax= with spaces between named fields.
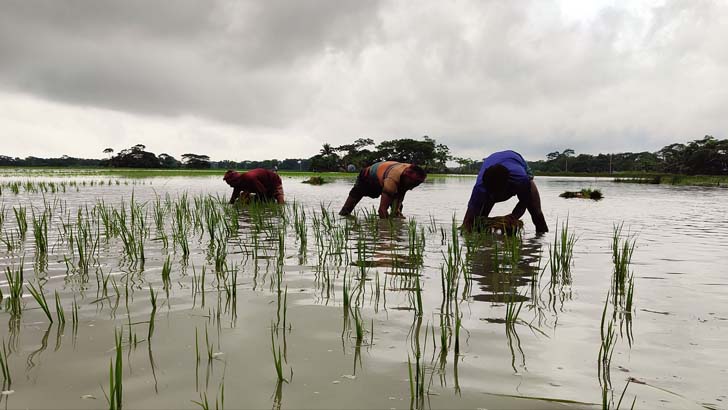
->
xmin=611 ymin=223 xmax=636 ymax=309
xmin=106 ymin=329 xmax=124 ymax=410
xmin=301 ymin=176 xmax=329 ymax=185
xmin=560 ymin=188 xmax=603 ymax=200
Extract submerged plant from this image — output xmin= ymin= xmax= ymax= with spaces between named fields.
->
xmin=54 ymin=291 xmax=66 ymax=325
xmin=0 ymin=338 xmax=11 ymax=385
xmin=14 ymin=205 xmax=28 ymax=239
xmin=548 ymin=218 xmax=577 ymax=284
xmin=4 ymin=262 xmax=24 ymax=317
xmin=611 ymin=223 xmax=636 ymax=304
xmin=27 ymin=281 xmax=54 ymax=323
xmin=271 ymin=326 xmax=288 ymax=384
xmin=106 ymin=329 xmax=123 ymax=410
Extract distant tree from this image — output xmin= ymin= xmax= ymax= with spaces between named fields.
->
xmin=181 ymin=153 xmax=211 ymax=169
xmin=320 ymin=143 xmax=335 ymax=156
xmin=310 ymin=143 xmax=341 ymax=171
xmin=335 ymin=138 xmax=376 ymax=169
xmin=453 ymin=157 xmax=476 ymax=173
xmin=158 ymin=153 xmax=181 ymax=168
xmin=103 ymin=148 xmax=114 ymax=157
xmin=374 ymin=136 xmax=450 ymax=172
xmin=109 ymin=145 xmax=160 ymax=168
xmin=546 ymin=151 xmax=561 ymax=161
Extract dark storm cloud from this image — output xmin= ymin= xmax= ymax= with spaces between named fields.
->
xmin=0 ymin=0 xmax=727 ymax=161
xmin=0 ymin=0 xmax=382 ymax=126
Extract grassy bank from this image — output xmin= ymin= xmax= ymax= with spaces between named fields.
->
xmin=0 ymin=167 xmax=463 ymax=179
xmin=1 ymin=167 xmax=724 ymax=186
xmin=535 ymin=171 xmax=728 ymax=187
xmin=611 ymin=174 xmax=728 ymax=187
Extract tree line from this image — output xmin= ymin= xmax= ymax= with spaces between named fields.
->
xmin=1 ymin=135 xmax=725 ymax=175
xmin=529 ymin=136 xmax=728 ymax=175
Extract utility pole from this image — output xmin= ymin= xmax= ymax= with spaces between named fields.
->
xmin=609 ymin=154 xmax=612 ymax=174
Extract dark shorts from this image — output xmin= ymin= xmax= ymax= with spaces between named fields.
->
xmin=349 ymin=169 xmax=382 ymax=199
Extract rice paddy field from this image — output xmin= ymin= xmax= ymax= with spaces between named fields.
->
xmin=0 ymin=171 xmax=726 ymax=409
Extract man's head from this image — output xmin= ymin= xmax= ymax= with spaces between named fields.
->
xmin=223 ymin=169 xmax=240 ymax=187
xmin=483 ymin=164 xmax=510 ymax=195
xmin=401 ymin=165 xmax=427 ymax=190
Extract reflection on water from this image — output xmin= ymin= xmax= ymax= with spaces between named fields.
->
xmin=468 ymin=233 xmax=544 ymax=304
xmin=0 ymin=174 xmax=726 ymax=409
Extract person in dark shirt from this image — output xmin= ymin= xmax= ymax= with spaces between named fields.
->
xmin=223 ymin=169 xmax=285 ymax=204
xmin=462 ymin=150 xmax=548 ymax=233
xmin=339 ymin=161 xmax=427 ymax=218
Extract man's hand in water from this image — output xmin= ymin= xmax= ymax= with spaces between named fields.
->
xmin=504 ymin=214 xmax=520 ymax=225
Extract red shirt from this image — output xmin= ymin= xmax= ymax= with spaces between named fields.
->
xmin=224 ymin=169 xmax=282 ymax=203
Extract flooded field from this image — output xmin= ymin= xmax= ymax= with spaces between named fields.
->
xmin=0 ymin=173 xmax=726 ymax=409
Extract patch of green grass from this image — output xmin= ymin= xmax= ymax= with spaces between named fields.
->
xmin=613 ymin=173 xmax=728 ymax=186
xmin=301 ymin=176 xmax=329 ymax=185
xmin=560 ymin=188 xmax=603 ymax=200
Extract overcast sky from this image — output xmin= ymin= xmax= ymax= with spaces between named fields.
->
xmin=1 ymin=0 xmax=726 ymax=162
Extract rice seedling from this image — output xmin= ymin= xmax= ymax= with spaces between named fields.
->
xmin=26 ymin=281 xmax=54 ymax=323
xmin=54 ymin=291 xmax=66 ymax=325
xmin=72 ymin=296 xmax=80 ymax=332
xmin=14 ymin=205 xmax=28 ymax=239
xmin=413 ymin=272 xmax=423 ymax=317
xmin=598 ymin=293 xmax=617 ymax=389
xmin=106 ymin=329 xmax=123 ymax=410
xmin=505 ymin=294 xmax=524 ymax=331
xmin=549 ymin=218 xmax=577 ymax=280
xmin=0 ymin=338 xmax=11 ymax=385
xmin=611 ymin=224 xmax=636 ymax=307
xmin=270 ymin=326 xmax=289 ymax=384
xmin=352 ymin=307 xmax=366 ymax=345
xmin=502 ymin=230 xmax=522 ymax=272
xmin=148 ymin=286 xmax=158 ymax=340
xmin=161 ymin=256 xmax=172 ymax=292
xmin=4 ymin=261 xmax=24 ymax=317
xmin=1 ymin=230 xmax=19 ymax=252
xmin=407 ymin=319 xmax=428 ymax=410
xmin=173 ymin=201 xmax=190 ymax=259
xmin=613 ymin=379 xmax=637 ymax=410
xmin=192 ymin=379 xmax=225 ymax=410
xmin=32 ymin=208 xmax=50 ymax=259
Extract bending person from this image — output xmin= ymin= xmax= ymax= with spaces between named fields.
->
xmin=339 ymin=161 xmax=427 ymax=218
xmin=462 ymin=150 xmax=548 ymax=233
xmin=223 ymin=169 xmax=285 ymax=204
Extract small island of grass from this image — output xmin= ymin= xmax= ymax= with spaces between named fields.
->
xmin=560 ymin=188 xmax=603 ymax=200
xmin=301 ymin=176 xmax=329 ymax=185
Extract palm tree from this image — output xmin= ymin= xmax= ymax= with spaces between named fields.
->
xmin=320 ymin=143 xmax=334 ymax=156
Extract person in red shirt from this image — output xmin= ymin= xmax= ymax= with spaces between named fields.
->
xmin=223 ymin=169 xmax=285 ymax=204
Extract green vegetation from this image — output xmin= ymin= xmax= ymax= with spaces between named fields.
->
xmin=560 ymin=188 xmax=603 ymax=200
xmin=531 ymin=135 xmax=728 ymax=175
xmin=0 ymin=338 xmax=11 ymax=385
xmin=106 ymin=329 xmax=124 ymax=410
xmin=27 ymin=281 xmax=53 ymax=323
xmin=613 ymin=174 xmax=728 ymax=187
xmin=301 ymin=176 xmax=329 ymax=185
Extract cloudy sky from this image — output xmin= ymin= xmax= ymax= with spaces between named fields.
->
xmin=0 ymin=0 xmax=726 ymax=162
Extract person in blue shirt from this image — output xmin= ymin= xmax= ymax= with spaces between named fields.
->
xmin=462 ymin=150 xmax=548 ymax=233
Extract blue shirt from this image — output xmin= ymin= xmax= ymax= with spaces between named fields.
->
xmin=467 ymin=150 xmax=533 ymax=213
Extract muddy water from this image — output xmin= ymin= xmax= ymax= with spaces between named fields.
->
xmin=0 ymin=174 xmax=726 ymax=409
